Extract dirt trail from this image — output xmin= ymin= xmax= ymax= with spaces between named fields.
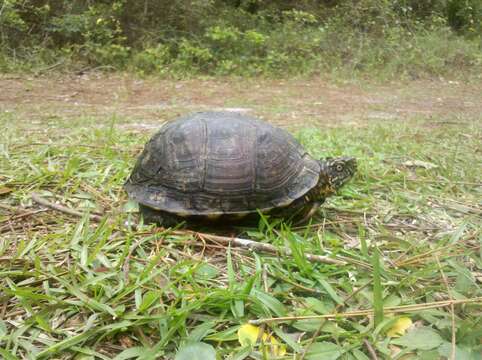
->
xmin=1 ymin=74 xmax=480 ymax=129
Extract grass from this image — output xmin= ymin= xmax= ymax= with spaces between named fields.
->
xmin=0 ymin=108 xmax=481 ymax=359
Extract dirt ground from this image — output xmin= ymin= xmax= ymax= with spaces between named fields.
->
xmin=1 ymin=73 xmax=481 ymax=129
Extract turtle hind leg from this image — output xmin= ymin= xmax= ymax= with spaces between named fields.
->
xmin=139 ymin=204 xmax=185 ymax=227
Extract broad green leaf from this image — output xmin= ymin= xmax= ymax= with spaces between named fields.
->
xmin=352 ymin=348 xmax=370 ymax=360
xmin=419 ymin=350 xmax=441 ymax=360
xmin=304 ymin=297 xmax=335 ymax=314
xmin=205 ymin=326 xmax=239 ymax=342
xmin=272 ymin=326 xmax=303 ymax=353
xmin=373 ymin=316 xmax=400 ymax=339
xmin=138 ymin=291 xmax=160 ymax=312
xmin=285 ymin=230 xmax=309 ymax=272
xmin=195 ymin=263 xmax=220 ymax=279
xmin=188 ymin=321 xmax=216 ymax=342
xmin=383 ymin=293 xmax=401 ymax=307
xmin=230 ymin=346 xmax=252 ymax=360
xmin=453 ymin=265 xmax=476 ymax=294
xmin=252 ymin=289 xmax=287 ymax=316
xmin=391 ymin=327 xmax=443 ymax=350
xmin=35 ymin=315 xmax=53 ymax=332
xmin=293 ymin=319 xmax=324 ymax=332
xmin=241 ymin=272 xmax=256 ymax=295
xmin=231 ymin=299 xmax=244 ymax=318
xmin=114 ymin=347 xmax=148 ymax=360
xmin=174 ymin=342 xmax=216 ymax=360
xmin=438 ymin=342 xmax=477 ymax=360
xmin=305 ymin=342 xmax=343 ymax=360
xmin=317 ymin=278 xmax=343 ymax=305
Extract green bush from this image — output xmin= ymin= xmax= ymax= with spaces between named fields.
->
xmin=0 ymin=0 xmax=480 ymax=77
xmin=131 ymin=45 xmax=171 ymax=75
xmin=446 ymin=0 xmax=482 ymax=36
xmin=173 ymin=39 xmax=214 ymax=74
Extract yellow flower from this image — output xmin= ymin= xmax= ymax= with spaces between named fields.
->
xmin=238 ymin=324 xmax=286 ymax=356
xmin=387 ymin=317 xmax=413 ymax=337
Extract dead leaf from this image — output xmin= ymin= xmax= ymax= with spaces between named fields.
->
xmin=119 ymin=334 xmax=135 ymax=348
xmin=389 ymin=344 xmax=402 ymax=357
xmin=0 ymin=187 xmax=13 ymax=195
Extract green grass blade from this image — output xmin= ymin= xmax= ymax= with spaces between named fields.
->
xmin=372 ymin=248 xmax=384 ymax=327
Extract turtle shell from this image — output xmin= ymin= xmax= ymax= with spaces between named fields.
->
xmin=124 ymin=112 xmax=321 ymax=216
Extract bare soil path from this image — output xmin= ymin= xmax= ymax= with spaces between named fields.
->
xmin=1 ymin=74 xmax=480 ymax=129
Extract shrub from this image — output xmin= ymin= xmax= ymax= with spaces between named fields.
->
xmin=0 ymin=0 xmax=480 ymax=78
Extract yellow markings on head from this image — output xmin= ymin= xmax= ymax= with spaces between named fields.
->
xmin=320 ymin=184 xmax=336 ymax=197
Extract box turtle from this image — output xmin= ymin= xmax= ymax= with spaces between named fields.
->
xmin=124 ymin=112 xmax=356 ymax=226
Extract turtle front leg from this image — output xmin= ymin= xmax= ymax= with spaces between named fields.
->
xmin=293 ymin=201 xmax=323 ymax=225
xmin=139 ymin=204 xmax=185 ymax=227
xmin=270 ymin=200 xmax=322 ymax=224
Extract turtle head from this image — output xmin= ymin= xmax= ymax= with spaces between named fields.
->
xmin=319 ymin=157 xmax=357 ymax=193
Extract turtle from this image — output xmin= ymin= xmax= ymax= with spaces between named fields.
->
xmin=124 ymin=111 xmax=356 ymax=226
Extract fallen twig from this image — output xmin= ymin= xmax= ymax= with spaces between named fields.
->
xmin=249 ymin=296 xmax=482 ymax=325
xmin=363 ymin=339 xmax=379 ymax=360
xmin=0 ymin=219 xmax=58 ymax=234
xmin=31 ymin=193 xmax=104 ymax=222
xmin=189 ymin=232 xmax=349 ymax=267
xmin=0 ymin=209 xmax=48 ymax=225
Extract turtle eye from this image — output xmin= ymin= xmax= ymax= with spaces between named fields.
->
xmin=336 ymin=164 xmax=344 ymax=172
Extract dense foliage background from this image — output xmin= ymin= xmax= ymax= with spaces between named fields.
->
xmin=0 ymin=0 xmax=481 ymax=76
